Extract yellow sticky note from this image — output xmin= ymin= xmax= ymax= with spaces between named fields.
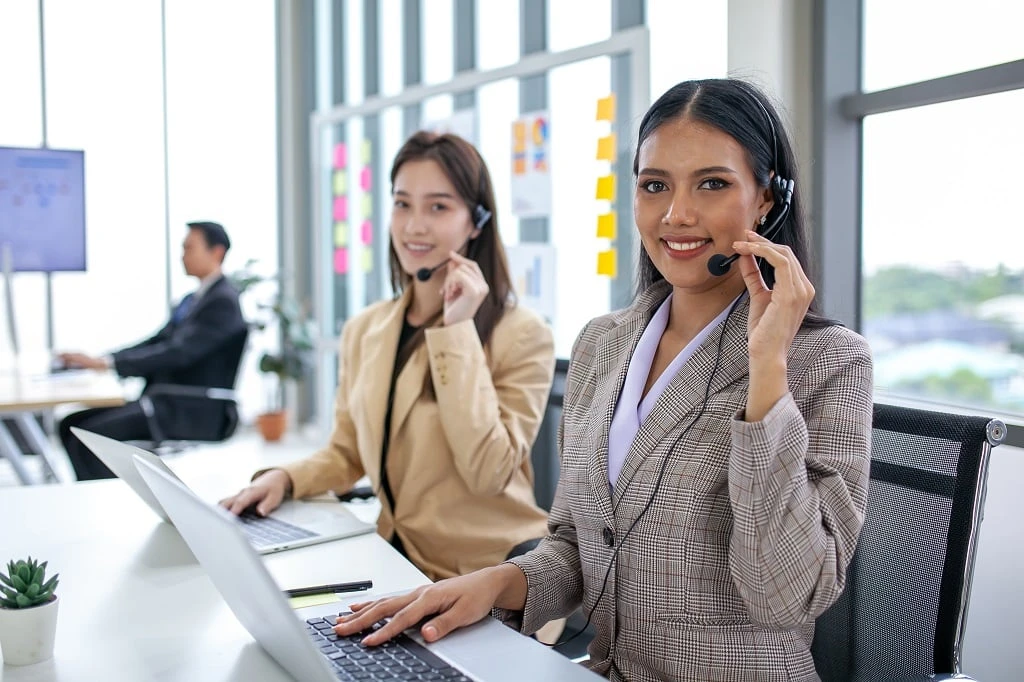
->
xmin=334 ymin=221 xmax=348 ymax=247
xmin=332 ymin=170 xmax=347 ymax=195
xmin=362 ymin=248 xmax=373 ymax=272
xmin=596 ymin=175 xmax=616 ymax=201
xmin=362 ymin=139 xmax=372 ymax=164
xmin=596 ymin=94 xmax=616 ymax=122
xmin=361 ymin=194 xmax=373 ymax=217
xmin=596 ymin=134 xmax=616 ymax=161
xmin=596 ymin=213 xmax=616 ymax=239
xmin=597 ymin=249 xmax=617 ymax=277
xmin=288 ymin=593 xmax=342 ymax=610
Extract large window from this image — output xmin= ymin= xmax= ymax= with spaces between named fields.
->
xmin=859 ymin=4 xmax=1024 ymax=420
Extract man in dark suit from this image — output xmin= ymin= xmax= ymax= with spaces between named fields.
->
xmin=57 ymin=221 xmax=248 ymax=480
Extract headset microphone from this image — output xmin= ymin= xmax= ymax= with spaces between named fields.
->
xmin=414 ymin=204 xmax=492 ymax=282
xmin=707 ymin=177 xmax=794 ymax=276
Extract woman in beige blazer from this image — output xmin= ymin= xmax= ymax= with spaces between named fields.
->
xmin=335 ymin=80 xmax=874 ymax=681
xmin=222 ymin=131 xmax=552 ymax=582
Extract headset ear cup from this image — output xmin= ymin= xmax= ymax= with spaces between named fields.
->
xmin=772 ymin=175 xmax=787 ymax=202
xmin=474 ymin=205 xmax=492 ymax=230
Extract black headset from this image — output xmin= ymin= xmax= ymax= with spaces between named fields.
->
xmin=706 ymin=86 xmax=796 ymax=276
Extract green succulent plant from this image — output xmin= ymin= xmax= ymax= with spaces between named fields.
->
xmin=0 ymin=557 xmax=59 ymax=609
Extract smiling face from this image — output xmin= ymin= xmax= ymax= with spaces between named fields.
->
xmin=389 ymin=158 xmax=479 ymax=278
xmin=634 ymin=116 xmax=773 ymax=294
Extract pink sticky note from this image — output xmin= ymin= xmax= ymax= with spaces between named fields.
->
xmin=333 ymin=247 xmax=349 ymax=274
xmin=333 ymin=143 xmax=347 ymax=169
xmin=333 ymin=196 xmax=348 ymax=221
xmin=361 ymin=220 xmax=373 ymax=245
xmin=359 ymin=166 xmax=372 ymax=191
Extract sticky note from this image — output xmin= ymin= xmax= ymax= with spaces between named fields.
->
xmin=596 ymin=94 xmax=616 ymax=122
xmin=359 ymin=166 xmax=372 ymax=191
xmin=597 ymin=249 xmax=617 ymax=277
xmin=333 ymin=196 xmax=348 ymax=221
xmin=597 ymin=212 xmax=616 ymax=239
xmin=360 ymin=220 xmax=373 ymax=245
xmin=361 ymin=194 xmax=373 ymax=217
xmin=334 ymin=247 xmax=348 ymax=274
xmin=333 ymin=221 xmax=348 ymax=246
xmin=333 ymin=143 xmax=347 ymax=169
xmin=596 ymin=134 xmax=616 ymax=161
xmin=362 ymin=248 xmax=373 ymax=273
xmin=289 ymin=593 xmax=342 ymax=610
xmin=333 ymin=171 xmax=347 ymax=195
xmin=595 ymin=175 xmax=616 ymax=201
xmin=362 ymin=139 xmax=372 ymax=164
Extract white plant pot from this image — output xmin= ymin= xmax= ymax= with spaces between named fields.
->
xmin=0 ymin=596 xmax=59 ymax=666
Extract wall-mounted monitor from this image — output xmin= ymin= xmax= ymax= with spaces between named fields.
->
xmin=0 ymin=146 xmax=86 ymax=272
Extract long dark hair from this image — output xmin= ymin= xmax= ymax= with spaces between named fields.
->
xmin=632 ymin=79 xmax=832 ymax=326
xmin=388 ymin=131 xmax=515 ymax=355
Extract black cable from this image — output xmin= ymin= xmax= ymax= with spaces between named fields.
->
xmin=549 ymin=293 xmax=745 ymax=651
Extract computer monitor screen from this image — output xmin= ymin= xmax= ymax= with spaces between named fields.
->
xmin=0 ymin=146 xmax=86 ymax=272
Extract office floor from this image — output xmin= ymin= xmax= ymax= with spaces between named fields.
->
xmin=3 ymin=431 xmax=1021 ymax=679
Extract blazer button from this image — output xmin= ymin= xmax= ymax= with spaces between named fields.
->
xmin=602 ymin=527 xmax=614 ymax=547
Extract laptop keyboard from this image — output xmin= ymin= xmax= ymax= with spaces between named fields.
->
xmin=306 ymin=614 xmax=472 ymax=681
xmin=236 ymin=512 xmax=317 ymax=549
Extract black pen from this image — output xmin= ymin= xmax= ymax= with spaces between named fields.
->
xmin=284 ymin=580 xmax=373 ymax=598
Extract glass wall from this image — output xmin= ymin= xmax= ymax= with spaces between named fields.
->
xmin=860 ymin=2 xmax=1024 ymax=419
xmin=0 ymin=0 xmax=278 ymax=423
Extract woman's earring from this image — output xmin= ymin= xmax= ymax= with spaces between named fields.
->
xmin=758 ymin=215 xmax=767 ymax=227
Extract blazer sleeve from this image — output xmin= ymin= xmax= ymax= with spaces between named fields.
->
xmin=727 ymin=330 xmax=873 ymax=629
xmin=423 ymin=313 xmax=555 ymax=497
xmin=111 ymin=293 xmax=240 ymax=377
xmin=279 ymin=321 xmax=365 ymax=498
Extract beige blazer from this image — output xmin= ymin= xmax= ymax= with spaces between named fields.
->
xmin=282 ymin=289 xmax=552 ymax=581
xmin=506 ymin=280 xmax=873 ymax=681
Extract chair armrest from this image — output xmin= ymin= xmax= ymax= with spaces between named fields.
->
xmin=139 ymin=384 xmax=238 ymax=446
xmin=885 ymin=675 xmax=978 ymax=681
xmin=145 ymin=383 xmax=237 ymax=402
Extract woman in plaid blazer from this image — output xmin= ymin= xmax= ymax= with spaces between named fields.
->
xmin=337 ymin=79 xmax=874 ymax=682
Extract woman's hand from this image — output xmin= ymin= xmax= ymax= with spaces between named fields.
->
xmin=441 ymin=251 xmax=489 ymax=327
xmin=732 ymin=230 xmax=815 ymax=420
xmin=334 ymin=564 xmax=525 ymax=646
xmin=218 ymin=469 xmax=292 ymax=517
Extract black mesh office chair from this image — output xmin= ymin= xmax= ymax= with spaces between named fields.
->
xmin=132 ymin=327 xmax=249 ymax=454
xmin=811 ymin=403 xmax=1007 ymax=682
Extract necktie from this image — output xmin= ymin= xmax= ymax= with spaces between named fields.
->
xmin=172 ymin=293 xmax=195 ymax=323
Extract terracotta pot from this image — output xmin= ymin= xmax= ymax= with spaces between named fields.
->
xmin=257 ymin=411 xmax=288 ymax=442
xmin=0 ymin=596 xmax=59 ymax=666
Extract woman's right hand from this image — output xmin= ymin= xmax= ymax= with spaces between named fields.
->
xmin=334 ymin=563 xmax=526 ymax=646
xmin=218 ymin=469 xmax=293 ymax=517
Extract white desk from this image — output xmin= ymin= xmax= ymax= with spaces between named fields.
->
xmin=0 ymin=447 xmax=430 ymax=681
xmin=0 ymin=370 xmax=126 ymax=485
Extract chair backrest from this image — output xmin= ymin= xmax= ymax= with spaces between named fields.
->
xmin=811 ymin=403 xmax=1007 ymax=681
xmin=531 ymin=358 xmax=568 ymax=511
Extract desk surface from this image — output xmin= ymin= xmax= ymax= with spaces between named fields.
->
xmin=0 ymin=371 xmax=126 ymax=412
xmin=0 ymin=446 xmax=429 ymax=681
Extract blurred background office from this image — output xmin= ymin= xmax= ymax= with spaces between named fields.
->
xmin=0 ymin=0 xmax=1021 ymax=678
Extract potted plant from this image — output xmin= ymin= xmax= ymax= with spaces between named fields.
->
xmin=0 ymin=556 xmax=60 ymax=666
xmin=230 ymin=261 xmax=316 ymax=442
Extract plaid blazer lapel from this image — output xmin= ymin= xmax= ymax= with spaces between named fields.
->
xmin=611 ymin=296 xmax=751 ymax=509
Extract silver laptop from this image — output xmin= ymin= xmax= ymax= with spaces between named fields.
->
xmin=71 ymin=427 xmax=375 ymax=554
xmin=133 ymin=454 xmax=601 ymax=682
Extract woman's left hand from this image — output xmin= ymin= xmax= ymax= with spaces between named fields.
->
xmin=442 ymin=251 xmax=489 ymax=326
xmin=733 ymin=230 xmax=815 ymax=362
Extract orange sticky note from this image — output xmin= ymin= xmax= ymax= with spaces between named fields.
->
xmin=362 ymin=248 xmax=373 ymax=273
xmin=597 ymin=249 xmax=617 ymax=277
xmin=596 ymin=213 xmax=616 ymax=239
xmin=334 ymin=221 xmax=348 ymax=247
xmin=361 ymin=194 xmax=373 ymax=217
xmin=596 ymin=94 xmax=615 ymax=122
xmin=596 ymin=134 xmax=616 ymax=161
xmin=362 ymin=139 xmax=372 ymax=164
xmin=596 ymin=175 xmax=616 ymax=201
